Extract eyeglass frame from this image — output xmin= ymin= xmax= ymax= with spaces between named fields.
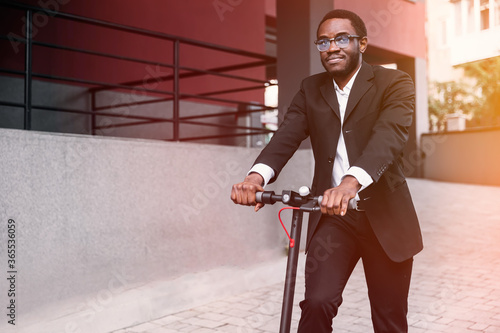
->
xmin=314 ymin=34 xmax=361 ymax=52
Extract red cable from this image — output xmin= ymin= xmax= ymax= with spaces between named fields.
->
xmin=278 ymin=207 xmax=300 ymax=248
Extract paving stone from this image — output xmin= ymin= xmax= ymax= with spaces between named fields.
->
xmin=434 ymin=316 xmax=456 ymax=325
xmin=223 ymin=308 xmax=258 ymax=318
xmin=181 ymin=316 xmax=223 ymax=329
xmin=178 ymin=324 xmax=202 ymax=332
xmin=159 ymin=321 xmax=192 ymax=331
xmin=174 ymin=309 xmax=203 ymax=319
xmin=448 ymin=319 xmax=476 ymax=329
xmin=468 ymin=322 xmax=491 ymax=331
xmin=231 ymin=301 xmax=261 ymax=312
xmin=257 ymin=316 xmax=281 ymax=332
xmin=192 ymin=328 xmax=218 ymax=333
xmin=149 ymin=327 xmax=182 ymax=333
xmin=219 ymin=315 xmax=248 ymax=326
xmin=149 ymin=315 xmax=183 ymax=326
xmin=215 ymin=323 xmax=252 ymax=332
xmin=125 ymin=322 xmax=162 ymax=332
xmin=195 ymin=312 xmax=229 ymax=322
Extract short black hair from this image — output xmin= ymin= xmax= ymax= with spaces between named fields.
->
xmin=317 ymin=9 xmax=367 ymax=38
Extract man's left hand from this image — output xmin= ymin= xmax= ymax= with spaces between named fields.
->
xmin=320 ymin=176 xmax=361 ymax=216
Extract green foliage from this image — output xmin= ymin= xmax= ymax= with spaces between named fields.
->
xmin=428 ymin=80 xmax=482 ymax=131
xmin=459 ymin=56 xmax=500 ymax=127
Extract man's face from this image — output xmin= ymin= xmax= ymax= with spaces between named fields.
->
xmin=317 ymin=18 xmax=367 ymax=78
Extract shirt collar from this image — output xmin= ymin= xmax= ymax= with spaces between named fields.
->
xmin=333 ymin=64 xmax=362 ymax=94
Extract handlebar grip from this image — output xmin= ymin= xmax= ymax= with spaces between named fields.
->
xmin=255 ymin=191 xmax=281 ymax=205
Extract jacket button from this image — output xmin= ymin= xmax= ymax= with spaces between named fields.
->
xmin=328 ymin=157 xmax=334 ymax=163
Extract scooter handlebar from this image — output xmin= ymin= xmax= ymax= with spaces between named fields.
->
xmin=255 ymin=190 xmax=323 ymax=212
xmin=255 ymin=191 xmax=282 ymax=205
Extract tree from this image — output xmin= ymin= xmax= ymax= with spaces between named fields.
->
xmin=428 ymin=80 xmax=482 ymax=131
xmin=460 ymin=56 xmax=500 ymax=127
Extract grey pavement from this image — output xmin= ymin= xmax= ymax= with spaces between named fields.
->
xmin=111 ymin=179 xmax=500 ymax=333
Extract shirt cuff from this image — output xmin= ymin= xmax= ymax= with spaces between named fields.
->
xmin=344 ymin=166 xmax=373 ymax=191
xmin=248 ymin=163 xmax=275 ymax=188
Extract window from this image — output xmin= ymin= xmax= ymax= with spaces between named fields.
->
xmin=480 ymin=0 xmax=490 ymax=30
xmin=454 ymin=0 xmax=463 ymax=35
xmin=466 ymin=0 xmax=475 ymax=33
xmin=496 ymin=0 xmax=500 ymax=25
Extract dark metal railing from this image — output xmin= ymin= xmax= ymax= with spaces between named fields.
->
xmin=0 ymin=0 xmax=277 ymax=144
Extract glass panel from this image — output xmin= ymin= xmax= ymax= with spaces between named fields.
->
xmin=480 ymin=0 xmax=490 ymax=29
xmin=454 ymin=1 xmax=463 ymax=35
xmin=496 ymin=0 xmax=500 ymax=25
xmin=467 ymin=0 xmax=475 ymax=33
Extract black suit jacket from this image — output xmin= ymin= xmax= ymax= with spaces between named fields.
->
xmin=254 ymin=62 xmax=423 ymax=262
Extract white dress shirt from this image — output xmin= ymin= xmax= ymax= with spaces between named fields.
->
xmin=249 ymin=66 xmax=373 ymax=202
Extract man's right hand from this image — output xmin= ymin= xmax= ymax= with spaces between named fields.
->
xmin=230 ymin=172 xmax=265 ymax=212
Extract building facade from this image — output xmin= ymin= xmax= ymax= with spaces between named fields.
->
xmin=428 ymin=0 xmax=500 ymax=82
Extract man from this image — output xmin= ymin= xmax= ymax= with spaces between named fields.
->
xmin=231 ymin=9 xmax=423 ymax=333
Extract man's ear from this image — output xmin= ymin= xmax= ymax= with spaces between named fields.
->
xmin=359 ymin=37 xmax=368 ymax=54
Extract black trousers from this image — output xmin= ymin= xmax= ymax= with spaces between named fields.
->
xmin=297 ymin=211 xmax=413 ymax=333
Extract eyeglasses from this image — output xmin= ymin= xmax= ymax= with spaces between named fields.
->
xmin=314 ymin=35 xmax=360 ymax=52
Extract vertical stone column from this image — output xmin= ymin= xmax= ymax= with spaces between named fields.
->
xmin=276 ymin=0 xmax=334 ymax=124
xmin=397 ymin=57 xmax=429 ymax=178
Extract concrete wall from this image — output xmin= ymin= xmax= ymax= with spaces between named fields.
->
xmin=0 ymin=128 xmax=313 ymax=333
xmin=421 ymin=128 xmax=500 ymax=186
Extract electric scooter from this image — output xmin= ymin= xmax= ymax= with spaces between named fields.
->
xmin=255 ymin=187 xmax=322 ymax=333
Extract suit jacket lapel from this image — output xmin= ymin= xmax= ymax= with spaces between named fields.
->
xmin=319 ymin=74 xmax=341 ymax=120
xmin=344 ymin=62 xmax=374 ymax=121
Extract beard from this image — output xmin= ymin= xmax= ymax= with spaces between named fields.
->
xmin=321 ymin=51 xmax=361 ymax=78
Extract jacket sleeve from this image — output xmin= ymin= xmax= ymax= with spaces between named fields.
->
xmin=352 ymin=70 xmax=415 ymax=183
xmin=252 ymin=80 xmax=310 ymax=184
